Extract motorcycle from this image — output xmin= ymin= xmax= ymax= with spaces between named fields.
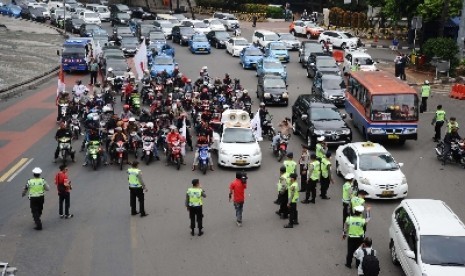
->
xmin=129 ymin=131 xmax=140 ymax=158
xmin=0 ymin=261 xmax=17 ymax=275
xmin=274 ymin=134 xmax=289 ymax=162
xmin=58 ymin=103 xmax=69 ymax=122
xmin=141 ymin=136 xmax=155 ymax=165
xmin=70 ymin=114 xmax=81 ymax=140
xmin=198 ymin=145 xmax=210 ymax=175
xmin=262 ymin=114 xmax=276 ymax=141
xmin=58 ymin=137 xmax=72 ymax=165
xmin=130 ymin=94 xmax=141 ymax=115
xmin=114 ymin=140 xmax=127 ymax=171
xmin=232 ymin=25 xmax=241 ymax=36
xmin=87 ymin=140 xmax=102 ymax=170
xmin=169 ymin=140 xmax=182 ymax=170
xmin=435 ymin=141 xmax=465 ymax=167
xmin=243 ymin=101 xmax=252 ymax=117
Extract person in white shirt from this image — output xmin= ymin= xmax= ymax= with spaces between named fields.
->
xmin=353 ymin=237 xmax=376 ymax=276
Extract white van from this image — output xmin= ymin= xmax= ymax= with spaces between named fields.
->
xmin=389 ymin=199 xmax=465 ymax=276
xmin=251 ymin=29 xmax=280 ymax=50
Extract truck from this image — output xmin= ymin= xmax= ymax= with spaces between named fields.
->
xmin=61 ymin=37 xmax=93 ymax=72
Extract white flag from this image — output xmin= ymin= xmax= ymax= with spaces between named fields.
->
xmin=180 ymin=117 xmax=187 ymax=139
xmin=57 ymin=65 xmax=65 ymax=96
xmin=251 ymin=110 xmax=262 ymax=141
xmin=93 ymin=40 xmax=102 ymax=63
xmin=134 ymin=38 xmax=148 ymax=80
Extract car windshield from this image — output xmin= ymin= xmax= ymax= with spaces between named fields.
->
xmin=209 ymin=20 xmax=222 ymax=25
xmin=222 ymin=128 xmax=256 ymax=143
xmin=420 ymin=235 xmax=465 ymax=266
xmin=343 ymin=32 xmax=355 ymax=38
xmin=141 ymin=26 xmax=155 ymax=34
xmin=85 ymin=12 xmax=98 ymax=18
xmin=86 ymin=25 xmax=99 ymax=30
xmin=235 ymin=39 xmax=249 ymax=46
xmin=279 ymin=34 xmax=296 ymax=40
xmin=117 ymin=5 xmax=129 ymax=11
xmin=264 ymin=61 xmax=283 ymax=69
xmin=34 ymin=7 xmax=45 ymax=12
xmin=264 ymin=34 xmax=279 ymax=41
xmin=356 ymin=57 xmax=375 ymax=65
xmin=159 ymin=21 xmax=173 ymax=27
xmin=244 ymin=49 xmax=261 ymax=56
xmin=117 ymin=27 xmax=132 ymax=34
xmin=270 ymin=43 xmax=286 ymax=50
xmin=322 ymin=78 xmax=345 ymax=90
xmin=370 ymin=94 xmax=418 ymax=122
xmin=72 ymin=19 xmax=84 ymax=24
xmin=96 ymin=7 xmax=107 ymax=12
xmin=264 ymin=78 xmax=286 ymax=89
xmin=311 ymin=107 xmax=342 ymax=121
xmin=193 ymin=22 xmax=207 ymax=28
xmin=359 ymin=153 xmax=398 ymax=171
xmin=215 ymin=32 xmax=229 ymax=39
xmin=154 ymin=56 xmax=173 ymax=65
xmin=226 ymin=15 xmax=237 ymax=20
xmin=317 ymin=58 xmax=337 ymax=67
xmin=304 ymin=22 xmax=317 ymax=27
xmin=192 ymin=35 xmax=207 ymax=42
xmin=150 ymin=32 xmax=165 ymax=40
xmin=181 ymin=28 xmax=195 ymax=35
xmin=63 ymin=47 xmax=86 ymax=57
xmin=118 ymin=13 xmax=130 ymax=19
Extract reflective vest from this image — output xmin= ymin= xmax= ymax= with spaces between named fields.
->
xmin=320 ymin=157 xmax=331 ymax=179
xmin=346 ymin=216 xmax=366 ymax=237
xmin=128 ymin=168 xmax=142 ymax=188
xmin=283 ymin=160 xmax=297 ymax=174
xmin=309 ymin=160 xmax=321 ymax=181
xmin=27 ymin=178 xmax=46 ymax=197
xmin=447 ymin=121 xmax=459 ymax=133
xmin=351 ymin=196 xmax=365 ymax=212
xmin=277 ymin=172 xmax=289 ymax=192
xmin=315 ymin=143 xmax=325 ymax=159
xmin=342 ymin=181 xmax=352 ymax=203
xmin=351 ymin=64 xmax=360 ymax=72
xmin=421 ymin=85 xmax=431 ymax=97
xmin=187 ymin=187 xmax=203 ymax=207
xmin=435 ymin=110 xmax=446 ymax=122
xmin=288 ymin=181 xmax=299 ymax=203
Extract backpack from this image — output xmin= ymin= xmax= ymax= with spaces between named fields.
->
xmin=362 ymin=248 xmax=380 ymax=276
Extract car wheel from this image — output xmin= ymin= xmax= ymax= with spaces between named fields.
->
xmin=341 ymin=42 xmax=346 ymax=49
xmin=242 ymin=62 xmax=246 ymax=69
xmin=390 ymin=240 xmax=400 ymax=265
xmin=336 ymin=161 xmax=343 ymax=177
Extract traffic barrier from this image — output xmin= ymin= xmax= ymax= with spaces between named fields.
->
xmin=449 ymin=84 xmax=465 ymax=100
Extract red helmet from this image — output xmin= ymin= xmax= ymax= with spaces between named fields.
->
xmin=123 ymin=104 xmax=130 ymax=110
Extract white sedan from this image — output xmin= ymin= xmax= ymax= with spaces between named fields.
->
xmin=203 ymin=18 xmax=226 ymax=31
xmin=335 ymin=142 xmax=408 ymax=199
xmin=226 ymin=37 xmax=249 ymax=57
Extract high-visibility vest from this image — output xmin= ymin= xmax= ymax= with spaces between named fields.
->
xmin=277 ymin=172 xmax=289 ymax=192
xmin=187 ymin=187 xmax=203 ymax=207
xmin=309 ymin=160 xmax=321 ymax=181
xmin=447 ymin=121 xmax=459 ymax=133
xmin=421 ymin=85 xmax=431 ymax=97
xmin=288 ymin=181 xmax=299 ymax=203
xmin=435 ymin=110 xmax=446 ymax=122
xmin=346 ymin=216 xmax=366 ymax=237
xmin=351 ymin=196 xmax=365 ymax=212
xmin=320 ymin=157 xmax=331 ymax=179
xmin=315 ymin=143 xmax=325 ymax=159
xmin=27 ymin=178 xmax=47 ymax=197
xmin=128 ymin=168 xmax=142 ymax=188
xmin=342 ymin=181 xmax=352 ymax=203
xmin=283 ymin=160 xmax=297 ymax=174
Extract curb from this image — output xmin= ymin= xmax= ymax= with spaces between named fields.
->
xmin=363 ymin=43 xmax=419 ymax=51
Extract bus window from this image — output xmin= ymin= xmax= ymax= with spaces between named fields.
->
xmin=371 ymin=94 xmax=417 ymax=121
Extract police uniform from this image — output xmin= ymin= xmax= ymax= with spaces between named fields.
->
xmin=284 ymin=175 xmax=299 ymax=228
xmin=23 ymin=168 xmax=49 ymax=230
xmin=344 ymin=207 xmax=366 ymax=268
xmin=186 ymin=182 xmax=205 ymax=236
xmin=433 ymin=108 xmax=446 ymax=142
xmin=128 ymin=167 xmax=146 ymax=216
xmin=303 ymin=159 xmax=320 ymax=203
xmin=420 ymin=84 xmax=431 ymax=112
xmin=447 ymin=121 xmax=459 ymax=133
xmin=276 ymin=171 xmax=290 ymax=219
xmin=283 ymin=159 xmax=297 ymax=175
xmin=319 ymin=155 xmax=331 ymax=199
xmin=342 ymin=179 xmax=353 ymax=227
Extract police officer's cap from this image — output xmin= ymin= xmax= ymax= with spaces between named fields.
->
xmin=354 ymin=206 xmax=364 ymax=213
xmin=325 ymin=152 xmax=332 ymax=157
xmin=192 ymin=179 xmax=199 ymax=185
xmin=345 ymin=173 xmax=355 ymax=180
xmin=358 ymin=190 xmax=368 ymax=195
xmin=280 ymin=166 xmax=286 ymax=173
xmin=32 ymin=167 xmax=42 ymax=174
xmin=286 ymin=152 xmax=293 ymax=158
xmin=289 ymin=173 xmax=298 ymax=179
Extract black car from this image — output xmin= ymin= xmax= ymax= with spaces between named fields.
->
xmin=112 ymin=26 xmax=133 ymax=44
xmin=129 ymin=6 xmax=155 ymax=20
xmin=306 ymin=55 xmax=341 ymax=78
xmin=257 ymin=74 xmax=289 ymax=106
xmin=29 ymin=7 xmax=46 ymax=22
xmin=171 ymin=26 xmax=195 ymax=46
xmin=292 ymin=94 xmax=352 ymax=149
xmin=299 ymin=40 xmax=324 ymax=67
xmin=312 ymin=73 xmax=346 ymax=107
xmin=79 ymin=24 xmax=101 ymax=37
xmin=110 ymin=12 xmax=131 ymax=27
xmin=65 ymin=18 xmax=85 ymax=34
xmin=19 ymin=4 xmax=31 ymax=19
xmin=120 ymin=35 xmax=139 ymax=57
xmin=206 ymin=30 xmax=230 ymax=49
xmin=136 ymin=22 xmax=157 ymax=40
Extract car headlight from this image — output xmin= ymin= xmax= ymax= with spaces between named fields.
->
xmin=369 ymin=128 xmax=385 ymax=134
xmin=342 ymin=129 xmax=351 ymax=135
xmin=314 ymin=129 xmax=325 ymax=135
xmin=359 ymin=177 xmax=370 ymax=185
xmin=182 ymin=35 xmax=187 ymax=39
xmin=122 ymin=48 xmax=126 ymax=51
xmin=264 ymin=93 xmax=271 ymax=98
xmin=401 ymin=176 xmax=407 ymax=185
xmin=282 ymin=92 xmax=288 ymax=98
xmin=120 ymin=19 xmax=125 ymax=23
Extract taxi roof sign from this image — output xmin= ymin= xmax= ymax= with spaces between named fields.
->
xmin=361 ymin=141 xmax=375 ymax=147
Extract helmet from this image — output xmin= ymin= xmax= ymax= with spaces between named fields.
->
xmin=115 ymin=127 xmax=122 ymax=132
xmin=236 ymin=171 xmax=243 ymax=179
xmin=76 ymin=80 xmax=82 ymax=85
xmin=280 ymin=166 xmax=286 ymax=173
xmin=102 ymin=106 xmax=112 ymax=113
xmin=32 ymin=167 xmax=42 ymax=174
xmin=129 ymin=117 xmax=136 ymax=122
xmin=93 ymin=114 xmax=99 ymax=121
xmin=108 ymin=67 xmax=113 ymax=72
xmin=286 ymin=152 xmax=293 ymax=158
xmin=225 ymin=73 xmax=229 ymax=77
xmin=201 ymin=66 xmax=208 ymax=71
xmin=354 ymin=206 xmax=364 ymax=213
xmin=147 ymin=122 xmax=154 ymax=128
xmin=345 ymin=173 xmax=355 ymax=180
xmin=187 ymin=79 xmax=191 ymax=83
xmin=169 ymin=125 xmax=177 ymax=130
xmin=259 ymin=102 xmax=265 ymax=107
xmin=144 ymin=69 xmax=149 ymax=74
xmin=87 ymin=114 xmax=94 ymax=120
xmin=243 ymin=89 xmax=248 ymax=94
xmin=424 ymin=80 xmax=430 ymax=85
xmin=123 ymin=104 xmax=130 ymax=110
xmin=317 ymin=136 xmax=325 ymax=142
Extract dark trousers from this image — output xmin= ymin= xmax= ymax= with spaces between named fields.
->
xmin=90 ymin=71 xmax=98 ymax=85
xmin=305 ymin=179 xmax=318 ymax=201
xmin=59 ymin=192 xmax=70 ymax=215
xmin=234 ymin=202 xmax=244 ymax=222
xmin=420 ymin=97 xmax=428 ymax=113
xmin=189 ymin=206 xmax=203 ymax=230
xmin=434 ymin=121 xmax=444 ymax=141
xmin=320 ymin=177 xmax=330 ymax=197
xmin=277 ymin=192 xmax=288 ymax=217
xmin=288 ymin=202 xmax=298 ymax=225
xmin=130 ymin=188 xmax=145 ymax=215
xmin=346 ymin=237 xmax=364 ymax=266
xmin=30 ymin=196 xmax=44 ymax=227
xmin=299 ymin=164 xmax=307 ymax=191
xmin=343 ymin=203 xmax=350 ymax=227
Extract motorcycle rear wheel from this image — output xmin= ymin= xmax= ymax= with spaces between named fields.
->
xmin=278 ymin=149 xmax=285 ymax=162
xmin=200 ymin=162 xmax=207 ymax=175
xmin=176 ymin=158 xmax=181 ymax=170
xmin=92 ymin=159 xmax=98 ymax=170
xmin=119 ymin=157 xmax=123 ymax=171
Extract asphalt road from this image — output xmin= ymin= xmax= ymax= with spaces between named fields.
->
xmin=0 ymin=21 xmax=464 ymax=276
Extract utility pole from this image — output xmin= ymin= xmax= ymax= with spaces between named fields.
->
xmin=458 ymin=0 xmax=465 ymax=59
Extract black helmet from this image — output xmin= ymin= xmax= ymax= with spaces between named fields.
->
xmin=236 ymin=172 xmax=242 ymax=179
xmin=280 ymin=166 xmax=286 ymax=173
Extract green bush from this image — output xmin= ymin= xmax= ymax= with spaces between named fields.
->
xmin=266 ymin=6 xmax=283 ymax=19
xmin=422 ymin=37 xmax=460 ymax=70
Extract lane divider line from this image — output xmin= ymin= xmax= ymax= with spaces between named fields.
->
xmin=7 ymin=158 xmax=34 ymax=182
xmin=0 ymin=158 xmax=28 ymax=182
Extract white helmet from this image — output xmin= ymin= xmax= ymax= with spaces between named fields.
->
xmin=424 ymin=80 xmax=430 ymax=85
xmin=32 ymin=167 xmax=42 ymax=174
xmin=243 ymin=89 xmax=248 ymax=94
xmin=129 ymin=117 xmax=136 ymax=122
xmin=93 ymin=114 xmax=100 ymax=121
xmin=108 ymin=67 xmax=113 ymax=72
xmin=144 ymin=69 xmax=149 ymax=74
xmin=201 ymin=66 xmax=208 ymax=71
xmin=147 ymin=122 xmax=154 ymax=128
xmin=102 ymin=106 xmax=112 ymax=113
xmin=354 ymin=206 xmax=364 ymax=213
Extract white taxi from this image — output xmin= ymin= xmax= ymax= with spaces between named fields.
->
xmin=335 ymin=142 xmax=408 ymax=199
xmin=342 ymin=48 xmax=377 ymax=73
xmin=225 ymin=37 xmax=250 ymax=56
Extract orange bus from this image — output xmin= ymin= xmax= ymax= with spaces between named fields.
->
xmin=345 ymin=71 xmax=419 ymax=144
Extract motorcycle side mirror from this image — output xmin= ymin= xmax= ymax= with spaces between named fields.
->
xmin=341 ymin=113 xmax=347 ymax=119
xmin=301 ymin=114 xmax=308 ymax=120
xmin=398 ymin=163 xmax=404 ymax=167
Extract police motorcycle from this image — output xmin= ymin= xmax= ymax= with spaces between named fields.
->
xmin=274 ymin=133 xmax=290 ymax=162
xmin=262 ymin=113 xmax=276 ymax=141
xmin=435 ymin=140 xmax=465 ymax=167
xmin=197 ymin=145 xmax=210 ymax=175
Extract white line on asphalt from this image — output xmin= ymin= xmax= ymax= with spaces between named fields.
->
xmin=7 ymin=158 xmax=33 ymax=182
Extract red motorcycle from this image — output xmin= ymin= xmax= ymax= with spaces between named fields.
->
xmin=115 ymin=141 xmax=127 ymax=170
xmin=169 ymin=140 xmax=182 ymax=170
xmin=273 ymin=134 xmax=289 ymax=162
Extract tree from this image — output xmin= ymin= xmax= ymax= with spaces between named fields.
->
xmin=417 ymin=0 xmax=462 ymax=21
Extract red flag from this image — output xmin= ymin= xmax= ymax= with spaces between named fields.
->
xmin=57 ymin=65 xmax=65 ymax=96
xmin=140 ymin=61 xmax=144 ymax=72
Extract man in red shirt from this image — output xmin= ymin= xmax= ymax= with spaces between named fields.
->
xmin=229 ymin=172 xmax=247 ymax=227
xmin=54 ymin=165 xmax=73 ymax=219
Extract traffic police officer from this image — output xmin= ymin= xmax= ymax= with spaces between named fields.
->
xmin=298 ymin=144 xmax=309 ymax=192
xmin=447 ymin=117 xmax=459 ymax=133
xmin=320 ymin=152 xmax=333 ymax=199
xmin=283 ymin=152 xmax=297 ymax=174
xmin=432 ymin=104 xmax=447 ymax=142
xmin=351 ymin=190 xmax=368 ymax=215
xmin=284 ymin=173 xmax=299 ymax=228
xmin=342 ymin=173 xmax=354 ymax=227
xmin=343 ymin=205 xmax=367 ymax=269
xmin=420 ymin=80 xmax=431 ymax=113
xmin=276 ymin=166 xmax=289 ymax=219
xmin=315 ymin=136 xmax=327 ymax=160
xmin=128 ymin=161 xmax=148 ymax=217
xmin=22 ymin=167 xmax=50 ymax=230
xmin=186 ymin=179 xmax=206 ymax=236
xmin=302 ymin=153 xmax=320 ymax=204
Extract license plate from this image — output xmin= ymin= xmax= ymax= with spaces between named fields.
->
xmin=198 ymin=48 xmax=204 ymax=51
xmin=381 ymin=190 xmax=394 ymax=196
xmin=388 ymin=134 xmax=399 ymax=139
xmin=279 ymin=57 xmax=284 ymax=60
xmin=236 ymin=159 xmax=246 ymax=164
xmin=71 ymin=66 xmax=77 ymax=70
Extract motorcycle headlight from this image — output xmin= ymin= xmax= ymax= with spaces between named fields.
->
xmin=120 ymin=19 xmax=125 ymax=23
xmin=342 ymin=129 xmax=351 ymax=135
xmin=314 ymin=129 xmax=325 ymax=135
xmin=264 ymin=93 xmax=271 ymax=98
xmin=401 ymin=176 xmax=407 ymax=185
xmin=282 ymin=92 xmax=288 ymax=98
xmin=122 ymin=48 xmax=126 ymax=51
xmin=359 ymin=177 xmax=370 ymax=185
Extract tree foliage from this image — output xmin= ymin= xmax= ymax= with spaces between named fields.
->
xmin=417 ymin=0 xmax=462 ymax=21
xmin=422 ymin=37 xmax=459 ymax=69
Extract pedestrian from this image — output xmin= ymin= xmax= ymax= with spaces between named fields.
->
xmin=354 ymin=237 xmax=380 ymax=276
xmin=186 ymin=179 xmax=206 ymax=236
xmin=89 ymin=58 xmax=99 ymax=85
xmin=447 ymin=117 xmax=459 ymax=133
xmin=351 ymin=59 xmax=361 ymax=72
xmin=342 ymin=173 xmax=355 ymax=227
xmin=420 ymin=80 xmax=431 ymax=113
xmin=22 ymin=167 xmax=50 ymax=230
xmin=54 ymin=164 xmax=73 ymax=219
xmin=283 ymin=151 xmax=297 ymax=174
xmin=343 ymin=205 xmax=367 ymax=269
xmin=127 ymin=161 xmax=148 ymax=217
xmin=298 ymin=144 xmax=309 ymax=192
xmin=394 ymin=54 xmax=402 ymax=78
xmin=302 ymin=153 xmax=320 ymax=204
xmin=320 ymin=152 xmax=333 ymax=200
xmin=315 ymin=136 xmax=327 ymax=160
xmin=229 ymin=172 xmax=247 ymax=227
xmin=252 ymin=15 xmax=257 ymax=27
xmin=399 ymin=54 xmax=407 ymax=80
xmin=284 ymin=173 xmax=299 ymax=228
xmin=351 ymin=190 xmax=368 ymax=215
xmin=432 ymin=105 xmax=447 ymax=142
xmin=275 ymin=166 xmax=289 ymax=219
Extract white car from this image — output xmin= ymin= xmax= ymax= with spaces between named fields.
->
xmin=319 ymin=31 xmax=359 ymax=49
xmin=203 ymin=18 xmax=226 ymax=31
xmin=335 ymin=141 xmax=408 ymax=199
xmin=91 ymin=5 xmax=110 ymax=22
xmin=226 ymin=37 xmax=249 ymax=56
xmin=389 ymin=199 xmax=465 ymax=276
xmin=219 ymin=13 xmax=239 ymax=31
xmin=153 ymin=20 xmax=174 ymax=39
xmin=212 ymin=110 xmax=262 ymax=168
xmin=343 ymin=49 xmax=377 ymax=72
xmin=289 ymin=20 xmax=324 ymax=38
xmin=78 ymin=11 xmax=101 ymax=25
xmin=192 ymin=21 xmax=211 ymax=34
xmin=277 ymin=33 xmax=301 ymax=50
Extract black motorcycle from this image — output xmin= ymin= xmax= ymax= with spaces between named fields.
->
xmin=261 ymin=114 xmax=276 ymax=141
xmin=435 ymin=141 xmax=465 ymax=167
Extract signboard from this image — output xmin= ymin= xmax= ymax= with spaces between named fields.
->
xmin=344 ymin=0 xmax=351 ymax=3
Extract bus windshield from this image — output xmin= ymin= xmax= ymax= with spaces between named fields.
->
xmin=370 ymin=94 xmax=418 ymax=121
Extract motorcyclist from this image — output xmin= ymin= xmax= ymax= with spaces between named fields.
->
xmin=106 ymin=67 xmax=116 ymax=80
xmin=192 ymin=132 xmax=214 ymax=171
xmin=272 ymin=118 xmax=293 ymax=151
xmin=120 ymin=104 xmax=134 ymax=120
xmin=240 ymin=90 xmax=252 ymax=105
xmin=323 ymin=38 xmax=332 ymax=52
xmin=110 ymin=126 xmax=129 ymax=164
xmin=73 ymin=80 xmax=88 ymax=97
xmin=82 ymin=128 xmax=108 ymax=166
xmin=141 ymin=122 xmax=160 ymax=160
xmin=93 ymin=82 xmax=102 ymax=95
xmin=54 ymin=122 xmax=75 ymax=162
xmin=184 ymin=79 xmax=194 ymax=93
xmin=172 ymin=87 xmax=183 ymax=101
xmin=200 ymin=66 xmax=209 ymax=79
xmin=124 ymin=68 xmax=134 ymax=81
xmin=81 ymin=113 xmax=100 ymax=151
xmin=142 ymin=69 xmax=151 ymax=82
xmin=127 ymin=117 xmax=141 ymax=150
xmin=124 ymin=80 xmax=135 ymax=104
xmin=139 ymin=108 xmax=152 ymax=123
xmin=176 ymin=112 xmax=193 ymax=151
xmin=258 ymin=101 xmax=269 ymax=129
xmin=199 ymin=87 xmax=210 ymax=101
xmin=442 ymin=127 xmax=462 ymax=165
xmin=56 ymin=91 xmax=71 ymax=122
xmin=223 ymin=73 xmax=232 ymax=85
xmin=173 ymin=65 xmax=180 ymax=78
xmin=233 ymin=78 xmax=242 ymax=91
xmin=166 ymin=125 xmax=183 ymax=165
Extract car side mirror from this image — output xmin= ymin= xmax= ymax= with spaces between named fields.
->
xmin=283 ymin=65 xmax=287 ymax=68
xmin=341 ymin=113 xmax=347 ymax=119
xmin=301 ymin=114 xmax=308 ymax=120
xmin=404 ymin=250 xmax=415 ymax=259
xmin=398 ymin=163 xmax=404 ymax=167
